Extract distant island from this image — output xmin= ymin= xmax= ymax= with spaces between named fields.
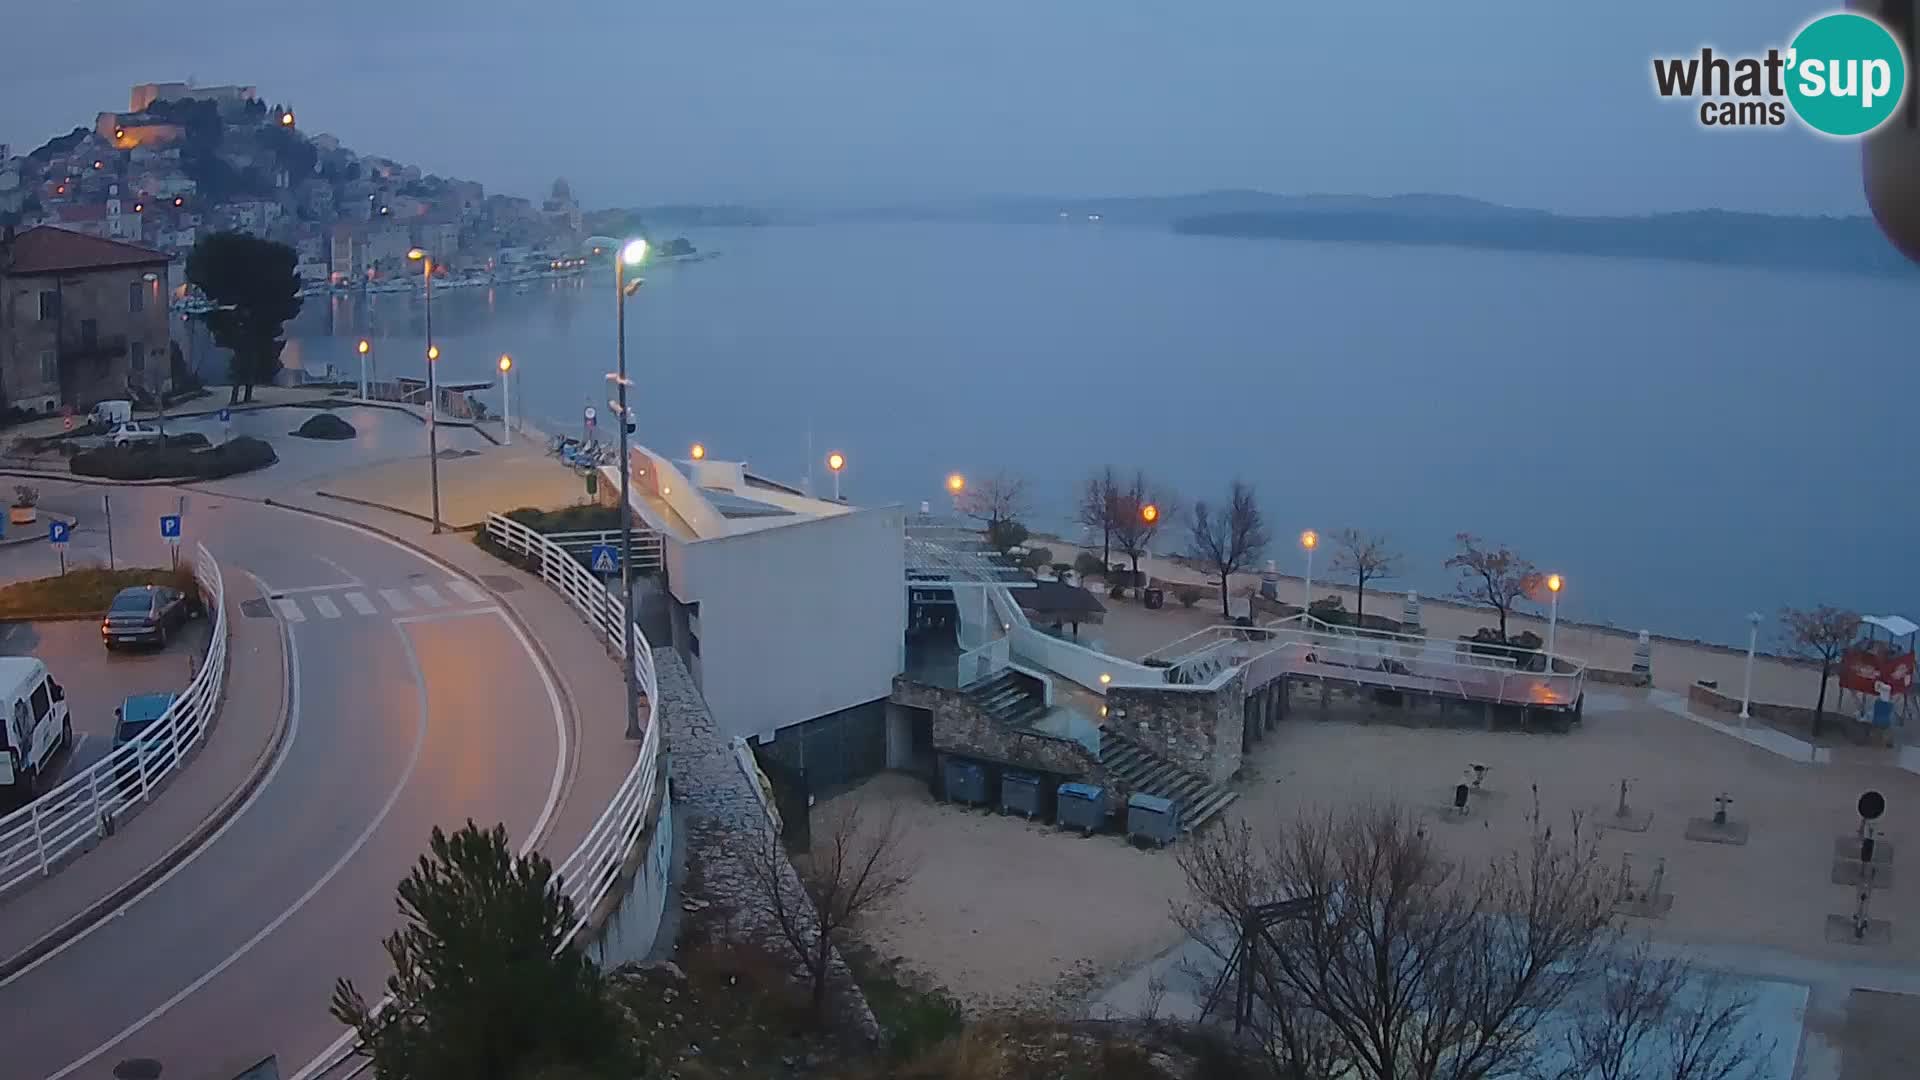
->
xmin=644 ymin=191 xmax=1916 ymax=278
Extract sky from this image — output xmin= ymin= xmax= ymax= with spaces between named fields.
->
xmin=0 ymin=1 xmax=1874 ymax=215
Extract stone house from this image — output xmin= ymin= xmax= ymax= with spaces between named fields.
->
xmin=0 ymin=226 xmax=172 ymax=412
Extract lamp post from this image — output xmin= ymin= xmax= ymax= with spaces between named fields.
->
xmin=1741 ymin=611 xmax=1762 ymax=721
xmin=1300 ymin=530 xmax=1318 ymax=618
xmin=1140 ymin=503 xmax=1159 ymax=593
xmin=615 ymin=237 xmax=648 ymax=741
xmin=690 ymin=442 xmax=706 ymax=461
xmin=1545 ymin=573 xmax=1563 ymax=663
xmin=498 ymin=354 xmax=513 ymax=445
xmin=946 ymin=472 xmax=965 ymax=515
xmin=356 ymin=338 xmax=371 ymax=400
xmin=827 ymin=452 xmax=847 ymax=501
xmin=406 ymin=248 xmax=442 ymax=533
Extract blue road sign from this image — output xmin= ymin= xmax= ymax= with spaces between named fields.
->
xmin=218 ymin=407 xmax=232 ymax=423
xmin=48 ymin=520 xmax=70 ymax=545
xmin=160 ymin=514 xmax=182 ymax=540
xmin=588 ymin=544 xmax=619 ymax=574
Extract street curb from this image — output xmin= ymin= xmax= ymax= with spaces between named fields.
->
xmin=310 ymin=489 xmax=481 ymax=533
xmin=0 ymin=579 xmax=290 ymax=983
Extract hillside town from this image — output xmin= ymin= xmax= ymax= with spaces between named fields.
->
xmin=0 ymin=80 xmax=594 ymax=288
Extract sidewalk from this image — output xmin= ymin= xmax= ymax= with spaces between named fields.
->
xmin=0 ymin=573 xmax=288 ymax=976
xmin=258 ymin=484 xmax=640 ymax=871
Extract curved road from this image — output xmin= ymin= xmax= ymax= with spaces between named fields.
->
xmin=0 ymin=482 xmax=569 ymax=1079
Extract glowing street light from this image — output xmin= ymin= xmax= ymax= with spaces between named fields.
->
xmin=690 ymin=442 xmax=706 ymax=461
xmin=946 ymin=472 xmax=965 ymax=513
xmin=408 ymin=248 xmax=442 ymax=532
xmin=280 ymin=111 xmax=295 ymax=127
xmin=827 ymin=451 xmax=846 ymax=501
xmin=1141 ymin=503 xmax=1159 ymax=524
xmin=1545 ymin=573 xmax=1563 ymax=662
xmin=356 ymin=338 xmax=371 ymax=400
xmin=498 ymin=354 xmax=514 ymax=445
xmin=614 ymin=235 xmax=650 ymax=741
xmin=1301 ymin=530 xmax=1319 ymax=619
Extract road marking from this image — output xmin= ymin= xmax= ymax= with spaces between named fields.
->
xmin=412 ymin=583 xmax=447 ymax=608
xmin=262 ymin=583 xmax=359 ymax=595
xmin=446 ymin=579 xmax=487 ymax=604
xmin=393 ymin=606 xmax=502 ymax=625
xmin=314 ymin=554 xmax=362 ymax=586
xmin=378 ymin=588 xmax=413 ymax=612
xmin=272 ymin=597 xmax=305 ymax=622
xmin=2 ymin=569 xmax=303 ymax=988
xmin=310 ymin=595 xmax=340 ymax=619
xmin=48 ymin=614 xmax=431 ymax=1080
xmin=343 ymin=592 xmax=376 ymax=616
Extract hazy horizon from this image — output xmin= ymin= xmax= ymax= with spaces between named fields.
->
xmin=0 ymin=1 xmax=1872 ymax=217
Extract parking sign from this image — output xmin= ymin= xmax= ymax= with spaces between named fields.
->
xmin=48 ymin=520 xmax=70 ymax=545
xmin=159 ymin=514 xmax=182 ymax=539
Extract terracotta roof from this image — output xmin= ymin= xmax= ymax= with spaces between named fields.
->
xmin=3 ymin=225 xmax=169 ymax=275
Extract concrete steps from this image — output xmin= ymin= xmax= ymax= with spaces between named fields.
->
xmin=1099 ymin=730 xmax=1238 ymax=832
xmin=967 ymin=670 xmax=1050 ymax=728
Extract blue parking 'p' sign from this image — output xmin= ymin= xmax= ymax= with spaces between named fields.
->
xmin=160 ymin=514 xmax=182 ymax=540
xmin=48 ymin=520 xmax=70 ymax=545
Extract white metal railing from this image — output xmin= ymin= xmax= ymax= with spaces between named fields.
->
xmin=1009 ymin=624 xmax=1162 ymax=695
xmin=0 ymin=544 xmax=228 ymax=899
xmin=540 ymin=528 xmax=665 ymax=573
xmin=957 ymin=637 xmax=1011 ymax=688
xmin=1144 ymin=616 xmax=1588 ymax=709
xmin=483 ymin=512 xmax=661 ymax=942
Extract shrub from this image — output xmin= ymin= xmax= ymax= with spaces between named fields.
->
xmin=292 ymin=412 xmax=357 ymax=440
xmin=1176 ymin=586 xmax=1202 ymax=608
xmin=0 ymin=566 xmax=197 ymax=619
xmin=71 ymin=435 xmax=277 ymax=481
xmin=1074 ymin=552 xmax=1104 ymax=580
xmin=1050 ymin=561 xmax=1074 ymax=581
xmin=163 ymin=432 xmax=211 ymax=449
xmin=11 ymin=484 xmax=37 ymax=508
xmin=1021 ymin=546 xmax=1053 ymax=573
xmin=1108 ymin=583 xmax=1128 ymax=599
xmin=986 ymin=518 xmax=1029 ymax=555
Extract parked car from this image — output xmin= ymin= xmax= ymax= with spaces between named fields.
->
xmin=108 ymin=421 xmax=163 ymax=447
xmin=91 ymin=399 xmax=133 ymax=426
xmin=0 ymin=657 xmax=71 ymax=804
xmin=113 ymin=691 xmax=180 ymax=788
xmin=102 ymin=584 xmax=195 ymax=650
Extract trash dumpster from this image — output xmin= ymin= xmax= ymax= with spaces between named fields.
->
xmin=1001 ymin=770 xmax=1044 ymax=819
xmin=1056 ymin=782 xmax=1105 ymax=835
xmin=943 ymin=757 xmax=989 ymax=808
xmin=1144 ymin=588 xmax=1165 ymax=609
xmin=1127 ymin=793 xmax=1181 ymax=847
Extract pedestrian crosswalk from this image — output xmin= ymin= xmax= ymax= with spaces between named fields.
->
xmin=267 ymin=580 xmax=493 ymax=623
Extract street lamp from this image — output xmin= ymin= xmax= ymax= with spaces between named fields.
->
xmin=946 ymin=472 xmax=965 ymax=513
xmin=827 ymin=451 xmax=846 ymax=501
xmin=690 ymin=442 xmax=706 ymax=461
xmin=407 ymin=248 xmax=442 ymax=533
xmin=614 ymin=236 xmax=648 ymax=741
xmin=356 ymin=338 xmax=371 ymax=400
xmin=498 ymin=354 xmax=513 ymax=445
xmin=1741 ymin=611 xmax=1763 ymax=721
xmin=1139 ymin=503 xmax=1159 ymax=592
xmin=1300 ymin=530 xmax=1318 ymax=619
xmin=1545 ymin=573 xmax=1563 ymax=663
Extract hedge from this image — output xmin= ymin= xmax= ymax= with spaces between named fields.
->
xmin=71 ymin=436 xmax=278 ymax=481
xmin=0 ymin=566 xmax=198 ymax=620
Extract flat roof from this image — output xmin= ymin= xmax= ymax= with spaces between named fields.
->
xmin=904 ymin=514 xmax=1033 ymax=587
xmin=613 ymin=444 xmax=856 ymax=543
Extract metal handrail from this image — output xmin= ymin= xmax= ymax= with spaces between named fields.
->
xmin=0 ymin=544 xmax=228 ymax=899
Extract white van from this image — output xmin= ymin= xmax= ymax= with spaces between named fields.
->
xmin=90 ymin=399 xmax=133 ymax=426
xmin=0 ymin=658 xmax=71 ymax=799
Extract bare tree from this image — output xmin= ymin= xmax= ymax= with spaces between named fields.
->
xmin=959 ymin=469 xmax=1029 ymax=529
xmin=1779 ymin=605 xmax=1861 ymax=736
xmin=739 ymin=800 xmax=915 ymax=1018
xmin=1111 ymin=469 xmax=1175 ymax=587
xmin=1541 ymin=940 xmax=1772 ymax=1080
xmin=1187 ymin=480 xmax=1269 ymax=619
xmin=1177 ymin=802 xmax=1625 ymax=1080
xmin=1329 ymin=529 xmax=1402 ymax=627
xmin=1445 ymin=532 xmax=1540 ymax=641
xmin=1077 ymin=466 xmax=1122 ymax=570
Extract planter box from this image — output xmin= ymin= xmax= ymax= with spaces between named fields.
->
xmin=8 ymin=506 xmax=36 ymax=526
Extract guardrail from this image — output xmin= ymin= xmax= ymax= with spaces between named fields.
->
xmin=541 ymin=528 xmax=664 ymax=573
xmin=0 ymin=543 xmax=227 ymax=899
xmin=483 ymin=512 xmax=661 ymax=942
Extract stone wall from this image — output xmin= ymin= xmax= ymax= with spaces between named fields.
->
xmin=1686 ymin=680 xmax=1877 ymax=744
xmin=1106 ymin=669 xmax=1245 ymax=785
xmin=892 ymin=676 xmax=1099 ymax=778
xmin=1587 ymin=667 xmax=1651 ymax=688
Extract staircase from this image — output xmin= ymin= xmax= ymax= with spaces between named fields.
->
xmin=967 ymin=670 xmax=1050 ymax=728
xmin=1099 ymin=730 xmax=1239 ymax=832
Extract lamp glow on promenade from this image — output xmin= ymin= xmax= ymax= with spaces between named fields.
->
xmin=356 ymin=339 xmax=371 ymax=400
xmin=1545 ymin=573 xmax=1563 ymax=662
xmin=407 ymin=248 xmax=442 ymax=533
xmin=1741 ymin=611 xmax=1763 ymax=720
xmin=614 ymin=236 xmax=649 ymax=740
xmin=827 ymin=451 xmax=846 ymax=501
xmin=1301 ymin=529 xmax=1319 ymax=618
xmin=498 ymin=354 xmax=513 ymax=445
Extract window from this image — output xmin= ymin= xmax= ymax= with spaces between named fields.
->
xmin=38 ymin=291 xmax=59 ymax=321
xmin=688 ymin=631 xmax=701 ymax=657
xmin=130 ymin=341 xmax=145 ymax=371
xmin=129 ymin=281 xmax=144 ymax=313
xmin=79 ymin=319 xmax=97 ymax=348
xmin=39 ymin=350 xmax=56 ymax=384
xmin=29 ymin=680 xmax=50 ymax=722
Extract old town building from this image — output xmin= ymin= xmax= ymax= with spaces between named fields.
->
xmin=0 ymin=226 xmax=171 ymax=412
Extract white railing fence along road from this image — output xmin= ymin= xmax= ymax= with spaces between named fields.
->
xmin=483 ymin=512 xmax=661 ymax=941
xmin=0 ymin=543 xmax=228 ymax=899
